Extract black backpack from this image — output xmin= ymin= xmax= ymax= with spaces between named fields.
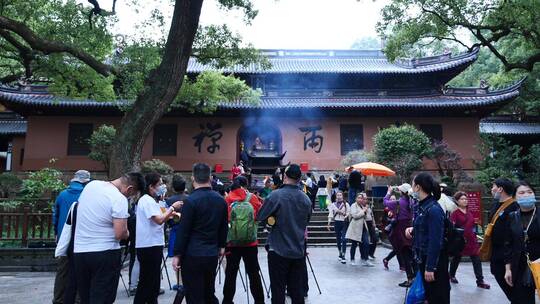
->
xmin=425 ymin=204 xmax=465 ymax=256
xmin=445 ymin=215 xmax=465 ymax=256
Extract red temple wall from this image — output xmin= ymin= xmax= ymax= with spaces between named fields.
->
xmin=20 ymin=115 xmax=481 ymax=173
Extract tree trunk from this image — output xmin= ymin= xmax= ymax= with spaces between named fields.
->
xmin=109 ymin=0 xmax=204 ymax=177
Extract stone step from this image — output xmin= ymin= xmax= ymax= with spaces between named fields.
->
xmin=258 ymin=231 xmax=335 ymax=238
xmin=258 ymin=236 xmax=337 ymax=245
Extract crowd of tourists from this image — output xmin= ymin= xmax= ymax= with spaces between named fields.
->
xmin=50 ymin=164 xmax=540 ymax=304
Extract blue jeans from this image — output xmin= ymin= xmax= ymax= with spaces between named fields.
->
xmin=350 ymin=226 xmax=370 ymax=261
xmin=334 ymin=221 xmax=348 ymax=256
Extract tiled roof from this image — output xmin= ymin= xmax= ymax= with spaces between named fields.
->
xmin=187 ymin=48 xmax=480 ymax=74
xmin=0 ymin=77 xmax=522 ymax=114
xmin=480 ymin=122 xmax=540 ymax=135
xmin=0 ymin=120 xmax=26 ymax=135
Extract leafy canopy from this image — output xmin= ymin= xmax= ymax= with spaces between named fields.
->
xmin=377 ymin=0 xmax=540 ymax=72
xmin=0 ymin=0 xmax=267 ymax=109
xmin=373 ymin=124 xmax=432 ymax=182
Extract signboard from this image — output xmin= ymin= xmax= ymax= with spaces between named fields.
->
xmin=214 ymin=164 xmax=223 ymax=173
xmin=300 ymin=162 xmax=309 ymax=172
xmin=467 ymin=191 xmax=483 ymax=225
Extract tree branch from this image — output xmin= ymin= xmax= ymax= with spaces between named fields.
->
xmin=0 ymin=15 xmax=117 ymax=77
xmin=0 ymin=73 xmax=22 ymax=83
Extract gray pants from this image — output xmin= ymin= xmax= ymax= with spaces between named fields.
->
xmin=53 ymin=256 xmax=69 ymax=304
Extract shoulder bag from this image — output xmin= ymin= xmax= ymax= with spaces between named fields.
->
xmin=55 ymin=202 xmax=78 ymax=257
xmin=478 ymin=199 xmax=514 ymax=262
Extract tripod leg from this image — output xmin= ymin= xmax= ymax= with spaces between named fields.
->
xmin=239 ymin=267 xmax=247 ymax=292
xmin=259 ymin=269 xmax=270 ymax=298
xmin=246 ymin=269 xmax=250 ymax=304
xmin=162 ymin=253 xmax=172 ymax=290
xmin=119 ymin=272 xmax=130 ymax=297
xmin=306 ymin=255 xmax=322 ymax=295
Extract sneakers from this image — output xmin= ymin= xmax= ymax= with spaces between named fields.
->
xmin=129 ymin=288 xmax=137 ymax=296
xmin=368 ymin=255 xmax=376 ymax=260
xmin=350 ymin=259 xmax=357 ymax=266
xmin=477 ymin=281 xmax=491 ymax=289
xmin=338 ymin=256 xmax=346 ymax=264
xmin=450 ymin=277 xmax=459 ymax=284
xmin=383 ymin=258 xmax=389 ymax=270
xmin=159 ymin=288 xmax=165 ymax=295
xmin=361 ymin=260 xmax=374 ymax=267
xmin=398 ymin=280 xmax=412 ymax=288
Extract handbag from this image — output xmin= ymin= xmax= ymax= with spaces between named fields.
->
xmin=527 ymin=255 xmax=540 ymax=299
xmin=478 ymin=199 xmax=515 ymax=262
xmin=54 ymin=202 xmax=78 ymax=258
xmin=406 ymin=271 xmax=425 ymax=304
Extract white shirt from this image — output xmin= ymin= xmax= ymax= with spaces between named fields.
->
xmin=136 ymin=194 xmax=165 ymax=248
xmin=306 ymin=178 xmax=313 ymax=188
xmin=74 ymin=181 xmax=129 ymax=253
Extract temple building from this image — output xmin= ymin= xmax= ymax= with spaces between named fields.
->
xmin=0 ymin=48 xmax=525 ymax=174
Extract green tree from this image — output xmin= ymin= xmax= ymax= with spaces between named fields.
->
xmin=88 ymin=124 xmax=116 ymax=175
xmin=0 ymin=0 xmax=267 ymax=177
xmin=377 ymin=0 xmax=540 ymax=72
xmin=475 ymin=134 xmax=522 ymax=188
xmin=351 ymin=37 xmax=381 ymax=50
xmin=525 ymin=144 xmax=540 ymax=185
xmin=373 ymin=125 xmax=432 ymax=182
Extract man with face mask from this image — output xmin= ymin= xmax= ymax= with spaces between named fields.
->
xmin=172 ymin=163 xmax=228 ymax=304
xmin=487 ymin=178 xmax=519 ymax=301
xmin=73 ymin=172 xmax=145 ymax=304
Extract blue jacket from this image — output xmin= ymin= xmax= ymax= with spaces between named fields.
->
xmin=173 ymin=187 xmax=228 ymax=257
xmin=413 ymin=195 xmax=445 ymax=271
xmin=53 ymin=182 xmax=85 ymax=237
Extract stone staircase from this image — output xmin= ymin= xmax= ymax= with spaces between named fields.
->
xmin=258 ymin=209 xmax=337 ymax=247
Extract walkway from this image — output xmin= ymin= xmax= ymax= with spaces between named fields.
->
xmin=0 ymin=247 xmax=512 ymax=304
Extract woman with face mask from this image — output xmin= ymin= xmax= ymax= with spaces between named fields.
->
xmin=449 ymin=191 xmax=490 ymax=289
xmin=504 ymin=181 xmax=540 ymax=304
xmin=134 ymin=172 xmax=182 ymax=304
xmin=406 ymin=172 xmax=449 ymax=304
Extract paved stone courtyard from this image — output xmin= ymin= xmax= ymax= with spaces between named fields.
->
xmin=0 ymin=247 xmax=527 ymax=304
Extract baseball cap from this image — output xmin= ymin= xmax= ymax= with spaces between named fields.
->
xmin=71 ymin=170 xmax=91 ymax=183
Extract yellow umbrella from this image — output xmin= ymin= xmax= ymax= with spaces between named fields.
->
xmin=346 ymin=162 xmax=395 ymax=177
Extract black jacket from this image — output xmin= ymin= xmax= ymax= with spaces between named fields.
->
xmin=508 ymin=206 xmax=540 ymax=286
xmin=173 ymin=187 xmax=228 ymax=257
xmin=256 ymin=184 xmax=312 ymax=259
xmin=348 ymin=171 xmax=363 ymax=189
xmin=488 ymin=198 xmax=519 ymax=264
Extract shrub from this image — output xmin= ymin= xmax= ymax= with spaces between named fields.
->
xmin=20 ymin=168 xmax=65 ymax=200
xmin=0 ymin=173 xmax=22 ymax=198
xmin=341 ymin=150 xmax=374 ymax=168
xmin=428 ymin=140 xmax=465 ymax=188
xmin=373 ymin=124 xmax=432 ymax=182
xmin=88 ymin=125 xmax=116 ymax=175
xmin=141 ymin=159 xmax=174 ymax=176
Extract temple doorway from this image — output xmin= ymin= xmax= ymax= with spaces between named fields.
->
xmin=237 ymin=119 xmax=285 ymax=174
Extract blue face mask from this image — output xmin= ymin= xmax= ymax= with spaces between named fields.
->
xmin=155 ymin=184 xmax=167 ymax=197
xmin=411 ymin=191 xmax=419 ymax=201
xmin=517 ymin=195 xmax=536 ymax=209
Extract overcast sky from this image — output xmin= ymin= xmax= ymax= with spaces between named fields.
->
xmin=105 ymin=0 xmax=388 ymax=49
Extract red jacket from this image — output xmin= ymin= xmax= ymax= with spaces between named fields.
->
xmin=225 ymin=188 xmax=262 ymax=247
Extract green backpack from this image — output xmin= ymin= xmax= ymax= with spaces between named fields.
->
xmin=228 ymin=193 xmax=257 ymax=245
